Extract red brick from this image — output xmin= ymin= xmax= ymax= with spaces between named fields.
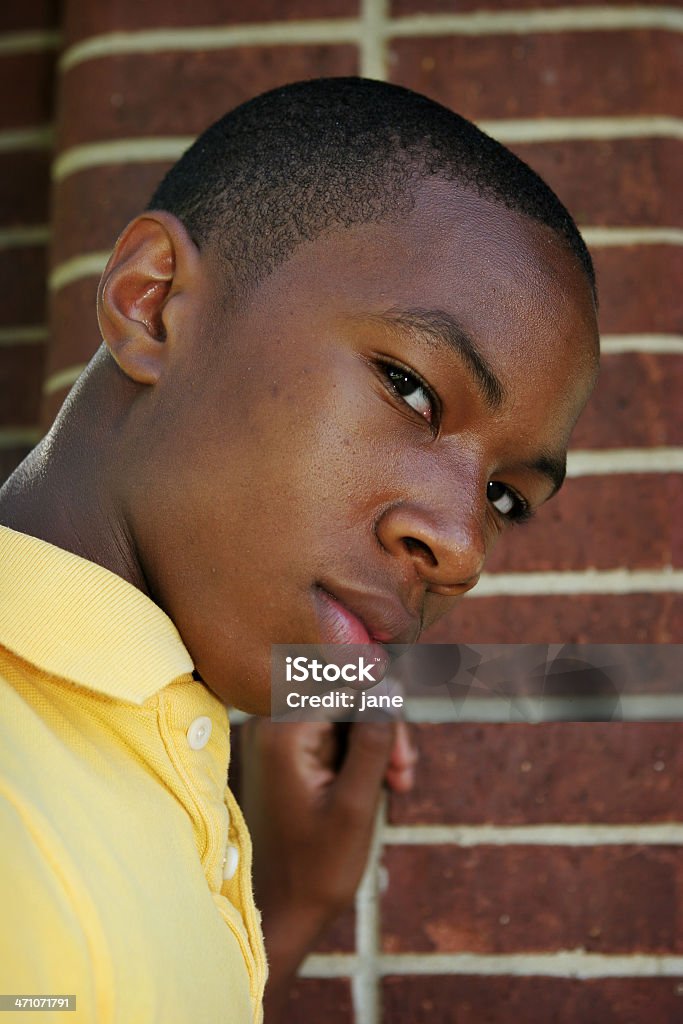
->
xmin=284 ymin=978 xmax=353 ymax=1024
xmin=0 ymin=343 xmax=45 ymax=426
xmin=388 ymin=723 xmax=683 ymax=825
xmin=57 ymin=46 xmax=358 ymax=150
xmin=390 ymin=31 xmax=682 ymax=119
xmin=381 ymin=844 xmax=683 ymax=953
xmin=0 ymin=246 xmax=47 ymax=326
xmin=382 ymin=976 xmax=683 ymax=1024
xmin=51 ymin=163 xmax=173 ymax=266
xmin=0 ymin=52 xmax=56 ymax=130
xmin=486 ymin=474 xmax=674 ymax=573
xmin=424 ymin=594 xmax=680 ymax=643
xmin=0 ymin=151 xmax=51 ymax=227
xmin=0 ymin=0 xmax=59 ymax=32
xmin=0 ymin=445 xmax=34 ymax=485
xmin=43 ymin=277 xmax=99 ymax=427
xmin=672 ymin=475 xmax=683 ymax=570
xmin=64 ymin=0 xmax=357 ymax=43
xmin=593 ymin=246 xmax=683 ymax=335
xmin=511 ymin=138 xmax=683 ymax=229
xmin=314 ymin=907 xmax=356 ymax=953
xmin=572 ymin=352 xmax=682 ymax=449
xmin=46 ymin=276 xmax=100 ymax=376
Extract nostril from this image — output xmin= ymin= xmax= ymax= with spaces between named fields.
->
xmin=403 ymin=536 xmax=437 ymax=566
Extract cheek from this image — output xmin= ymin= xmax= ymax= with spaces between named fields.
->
xmin=251 ymin=357 xmax=384 ymax=485
xmin=185 ymin=360 xmax=379 ymax=546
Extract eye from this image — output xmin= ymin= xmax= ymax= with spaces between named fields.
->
xmin=487 ymin=480 xmax=532 ymax=523
xmin=381 ymin=362 xmax=436 ymax=424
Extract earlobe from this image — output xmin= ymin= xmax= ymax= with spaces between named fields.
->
xmin=97 ymin=212 xmax=193 ymax=386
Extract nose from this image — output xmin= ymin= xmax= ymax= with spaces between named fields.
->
xmin=375 ymin=499 xmax=486 ymax=597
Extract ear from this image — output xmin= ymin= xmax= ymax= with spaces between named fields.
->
xmin=97 ymin=211 xmax=200 ymax=386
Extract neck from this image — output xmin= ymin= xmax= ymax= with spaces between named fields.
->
xmin=0 ymin=347 xmax=150 ymax=595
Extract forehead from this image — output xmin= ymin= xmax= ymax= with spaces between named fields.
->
xmin=246 ymin=179 xmax=596 ymax=345
xmin=222 ymin=179 xmax=599 ymax=432
xmin=206 ymin=179 xmax=598 ymax=456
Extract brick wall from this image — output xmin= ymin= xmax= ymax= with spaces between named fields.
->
xmin=1 ymin=1 xmax=682 ymax=1021
xmin=0 ymin=1 xmax=57 ymax=479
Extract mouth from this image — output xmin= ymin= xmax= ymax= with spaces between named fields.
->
xmin=312 ymin=585 xmax=420 ymax=688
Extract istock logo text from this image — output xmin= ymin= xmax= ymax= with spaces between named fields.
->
xmin=285 ymin=655 xmax=380 ymax=684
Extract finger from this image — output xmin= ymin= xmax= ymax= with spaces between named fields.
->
xmin=333 ymin=721 xmax=396 ymax=812
xmin=390 ymin=720 xmax=418 ymax=770
xmin=249 ymin=720 xmax=338 ymax=788
xmin=384 ymin=720 xmax=418 ymax=793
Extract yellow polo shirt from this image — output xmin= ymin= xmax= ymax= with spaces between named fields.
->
xmin=0 ymin=526 xmax=267 ymax=1023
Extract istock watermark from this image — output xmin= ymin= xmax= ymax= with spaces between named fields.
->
xmin=273 ymin=644 xmax=401 ymax=720
xmin=271 ymin=644 xmax=683 ymax=724
xmin=285 ymin=654 xmax=382 ymax=685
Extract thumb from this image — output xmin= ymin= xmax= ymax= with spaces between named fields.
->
xmin=385 ymin=720 xmax=418 ymax=793
xmin=333 ymin=721 xmax=396 ymax=810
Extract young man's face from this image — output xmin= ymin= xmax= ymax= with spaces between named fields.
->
xmin=129 ymin=179 xmax=599 ymax=713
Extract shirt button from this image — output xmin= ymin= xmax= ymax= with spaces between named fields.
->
xmin=186 ymin=716 xmax=212 ymax=750
xmin=222 ymin=844 xmax=239 ymax=881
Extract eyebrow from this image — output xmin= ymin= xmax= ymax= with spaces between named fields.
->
xmin=369 ymin=307 xmax=567 ymax=498
xmin=376 ymin=307 xmax=505 ymax=411
xmin=528 ymin=450 xmax=567 ymax=497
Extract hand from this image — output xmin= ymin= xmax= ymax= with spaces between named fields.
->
xmin=238 ymin=718 xmax=417 ymax=1020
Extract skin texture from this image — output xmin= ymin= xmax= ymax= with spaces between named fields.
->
xmin=0 ymin=178 xmax=599 ymax=1019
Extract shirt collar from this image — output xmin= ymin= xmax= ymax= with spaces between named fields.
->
xmin=0 ymin=525 xmax=194 ymax=704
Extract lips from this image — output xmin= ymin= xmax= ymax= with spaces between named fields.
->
xmin=315 ymin=588 xmax=372 ymax=644
xmin=313 ymin=588 xmax=390 ymax=686
xmin=315 ymin=584 xmax=419 ymax=644
xmin=311 ymin=583 xmax=421 ymax=687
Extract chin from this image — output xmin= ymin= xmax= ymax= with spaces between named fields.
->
xmin=198 ymin=662 xmax=273 ymax=718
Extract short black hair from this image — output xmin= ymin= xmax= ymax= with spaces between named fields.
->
xmin=149 ymin=77 xmax=596 ymax=301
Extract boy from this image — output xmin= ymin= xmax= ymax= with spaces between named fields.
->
xmin=0 ymin=77 xmax=598 ymax=1022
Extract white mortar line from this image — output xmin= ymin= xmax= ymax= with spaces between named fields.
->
xmin=360 ymin=0 xmax=387 ymax=80
xmin=0 ymin=126 xmax=54 ymax=153
xmin=404 ymin=694 xmax=683 ymax=723
xmin=58 ymin=6 xmax=683 ymax=72
xmin=48 ymin=252 xmax=109 ymax=292
xmin=0 ymin=428 xmax=42 ymax=449
xmin=60 ymin=20 xmax=362 ymax=71
xmin=582 ymin=226 xmax=683 ymax=246
xmin=566 ymin=448 xmax=683 ymax=475
xmin=43 ymin=364 xmax=87 ymax=396
xmin=300 ymin=953 xmax=358 ymax=977
xmin=0 ymin=326 xmax=48 ymax=346
xmin=390 ymin=7 xmax=683 ymax=36
xmin=382 ymin=824 xmax=683 ymax=846
xmin=300 ymin=950 xmax=683 ymax=979
xmin=479 ymin=116 xmax=683 ymax=142
xmin=378 ymin=951 xmax=683 ymax=978
xmin=0 ymin=225 xmax=50 ymax=249
xmin=52 ymin=137 xmax=194 ymax=181
xmin=0 ymin=30 xmax=61 ymax=55
xmin=471 ymin=569 xmax=683 ymax=597
xmin=600 ymin=334 xmax=683 ymax=353
xmin=352 ymin=798 xmax=385 ymax=1024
